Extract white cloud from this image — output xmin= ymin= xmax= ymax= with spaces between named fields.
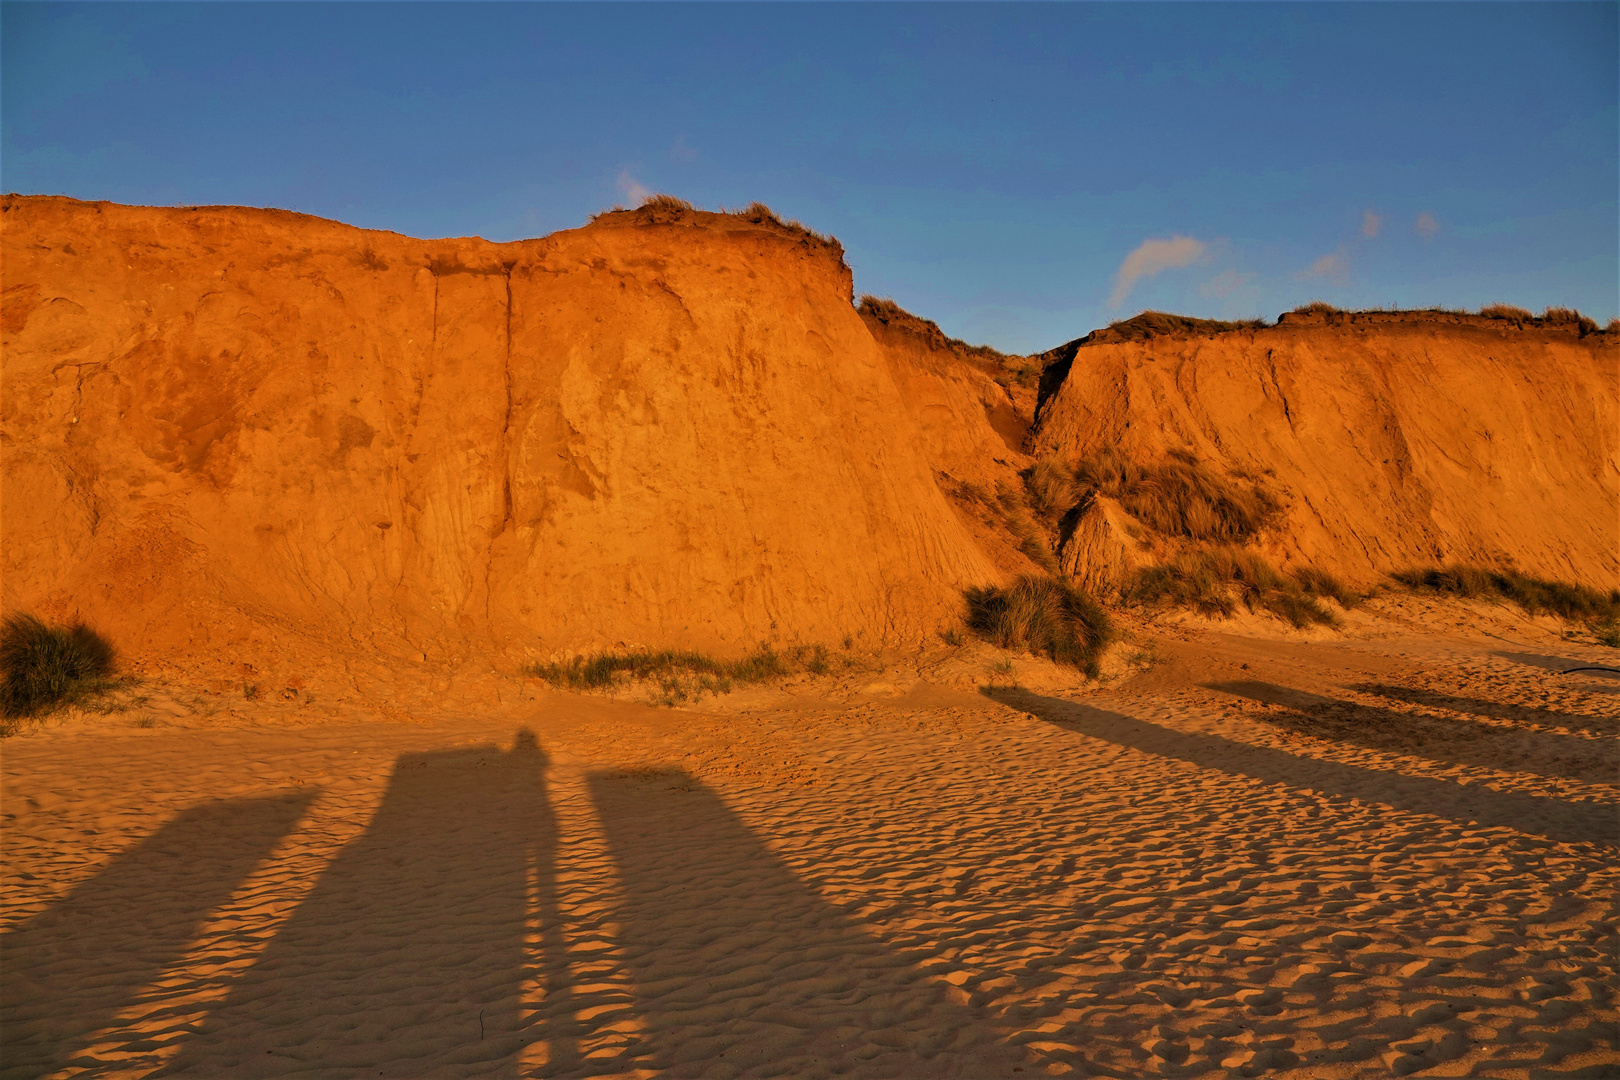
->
xmin=1198 ymin=269 xmax=1255 ymax=299
xmin=1108 ymin=235 xmax=1206 ymax=308
xmin=616 ymin=169 xmax=653 ymax=206
xmin=1297 ymin=252 xmax=1350 ymax=284
xmin=1415 ymin=211 xmax=1439 ymax=239
xmin=1361 ymin=209 xmax=1383 ymax=238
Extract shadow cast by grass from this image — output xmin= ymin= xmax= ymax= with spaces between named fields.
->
xmin=1206 ymin=680 xmax=1615 ymax=784
xmin=981 ymin=687 xmax=1615 ymax=848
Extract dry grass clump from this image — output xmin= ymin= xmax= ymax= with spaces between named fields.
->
xmin=995 ymin=480 xmax=1062 ymax=575
xmin=527 ymin=646 xmax=783 ymax=692
xmin=727 ymin=201 xmax=834 ymax=243
xmin=1479 ymin=303 xmax=1534 ymax=321
xmin=639 ymin=193 xmax=694 ymax=213
xmin=1541 ymin=307 xmax=1600 ymax=334
xmin=1291 ymin=301 xmax=1341 ymax=315
xmin=1101 ymin=311 xmax=1268 ymax=343
xmin=1 ymin=614 xmax=119 ymax=729
xmin=1073 ymin=448 xmax=1282 ymax=543
xmin=1125 ymin=547 xmax=1348 ymax=628
xmin=1391 ymin=565 xmax=1620 ymax=642
xmin=856 ymin=295 xmax=1009 ymax=363
xmin=1024 ymin=457 xmax=1078 ymax=523
xmin=525 ymin=643 xmax=848 ymax=704
xmin=965 ymin=576 xmax=1114 ymax=676
xmin=1290 ymin=565 xmax=1361 ymax=609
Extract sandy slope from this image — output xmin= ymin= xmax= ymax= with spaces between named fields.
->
xmin=3 ymin=614 xmax=1615 ymax=1079
xmin=1031 ymin=312 xmax=1619 ymax=589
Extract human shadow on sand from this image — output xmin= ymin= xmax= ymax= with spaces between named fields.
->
xmin=1205 ymin=680 xmax=1613 ymax=783
xmin=1488 ymin=651 xmax=1620 ymax=692
xmin=985 ymin=688 xmax=1616 ymax=849
xmin=158 ymin=729 xmax=567 ymax=1078
xmin=0 ymin=790 xmax=316 ymax=1080
xmin=587 ymin=768 xmax=1029 ymax=1079
xmin=1352 ymin=682 xmax=1619 ymax=737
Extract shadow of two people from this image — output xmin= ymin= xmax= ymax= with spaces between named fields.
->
xmin=8 ymin=728 xmax=1030 ymax=1079
xmin=980 ymin=685 xmax=1616 ymax=849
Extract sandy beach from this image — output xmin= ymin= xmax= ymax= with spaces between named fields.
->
xmin=4 ymin=612 xmax=1615 ymax=1079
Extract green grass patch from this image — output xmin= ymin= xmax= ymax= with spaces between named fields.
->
xmin=1391 ymin=565 xmax=1620 ymax=641
xmin=1125 ymin=546 xmax=1353 ymax=628
xmin=965 ymin=576 xmax=1114 ymax=677
xmin=1 ymin=613 xmax=121 ymax=731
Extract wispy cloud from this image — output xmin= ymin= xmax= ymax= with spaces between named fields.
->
xmin=1198 ymin=269 xmax=1255 ymax=299
xmin=616 ymin=169 xmax=652 ymax=206
xmin=1296 ymin=251 xmax=1349 ymax=284
xmin=1415 ymin=211 xmax=1439 ymax=239
xmin=669 ymin=135 xmax=697 ymax=163
xmin=1360 ymin=209 xmax=1383 ymax=238
xmin=1109 ymin=235 xmax=1206 ymax=308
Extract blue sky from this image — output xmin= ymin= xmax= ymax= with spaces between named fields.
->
xmin=4 ymin=2 xmax=1615 ymax=353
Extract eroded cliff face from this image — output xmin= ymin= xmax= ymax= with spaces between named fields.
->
xmin=1 ymin=196 xmax=998 ymax=670
xmin=1029 ymin=313 xmax=1620 ymax=588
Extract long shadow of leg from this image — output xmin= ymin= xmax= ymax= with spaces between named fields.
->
xmin=1351 ymin=681 xmax=1618 ymax=736
xmin=987 ymin=688 xmax=1616 ymax=848
xmin=159 ymin=729 xmax=558 ymax=1078
xmin=1205 ymin=680 xmax=1614 ymax=782
xmin=588 ymin=769 xmax=1028 ymax=1079
xmin=1 ymin=790 xmax=316 ymax=1080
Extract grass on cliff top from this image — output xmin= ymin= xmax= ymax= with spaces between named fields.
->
xmin=966 ymin=576 xmax=1114 ymax=677
xmin=857 ymin=295 xmax=1010 ymax=363
xmin=589 ymin=195 xmax=838 ymax=248
xmin=1 ymin=613 xmax=121 ymax=730
xmin=1102 ymin=311 xmax=1269 ymax=341
xmin=1391 ymin=565 xmax=1620 ymax=644
xmin=1124 ymin=546 xmax=1356 ymax=629
xmin=1291 ymin=301 xmax=1605 ymax=334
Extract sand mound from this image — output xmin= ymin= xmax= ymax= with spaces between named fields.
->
xmin=1030 ymin=313 xmax=1619 ymax=589
xmin=1 ymin=196 xmax=997 ymax=672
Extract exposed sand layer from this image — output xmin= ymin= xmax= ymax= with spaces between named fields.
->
xmin=4 ymin=618 xmax=1615 ymax=1079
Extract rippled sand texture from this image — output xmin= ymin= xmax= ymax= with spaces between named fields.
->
xmin=3 ymin=634 xmax=1616 ymax=1078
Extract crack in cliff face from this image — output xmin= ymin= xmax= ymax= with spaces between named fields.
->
xmin=501 ymin=262 xmax=516 ymax=537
